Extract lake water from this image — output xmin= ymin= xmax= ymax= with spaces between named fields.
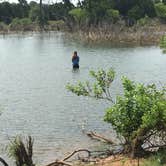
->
xmin=0 ymin=32 xmax=165 ymax=165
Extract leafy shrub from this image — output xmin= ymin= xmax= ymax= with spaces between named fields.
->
xmin=106 ymin=9 xmax=120 ymax=23
xmin=160 ymin=35 xmax=166 ymax=53
xmin=104 ymin=77 xmax=166 ymax=157
xmin=29 ymin=6 xmax=40 ymax=22
xmin=155 ymin=3 xmax=166 ymax=20
xmin=69 ymin=8 xmax=88 ymax=26
xmin=9 ymin=18 xmax=32 ymax=30
xmin=137 ymin=15 xmax=150 ymax=26
xmin=128 ymin=5 xmax=144 ymax=20
xmin=141 ymin=149 xmax=166 ymax=165
xmin=67 ymin=69 xmax=115 ymax=102
xmin=67 ymin=69 xmax=166 ymax=158
xmin=0 ymin=22 xmax=8 ymax=31
xmin=8 ymin=136 xmax=35 ymax=166
xmin=163 ymin=0 xmax=166 ymax=5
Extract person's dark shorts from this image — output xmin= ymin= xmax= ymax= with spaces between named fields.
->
xmin=73 ymin=64 xmax=79 ymax=69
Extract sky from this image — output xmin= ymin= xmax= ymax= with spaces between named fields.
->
xmin=1 ymin=0 xmax=79 ymax=5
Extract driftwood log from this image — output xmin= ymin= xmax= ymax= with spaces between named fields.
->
xmin=45 ymin=131 xmax=116 ymax=166
xmin=87 ymin=131 xmax=114 ymax=144
xmin=45 ymin=149 xmax=92 ymax=166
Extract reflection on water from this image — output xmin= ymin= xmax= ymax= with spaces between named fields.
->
xmin=0 ymin=32 xmax=166 ymax=164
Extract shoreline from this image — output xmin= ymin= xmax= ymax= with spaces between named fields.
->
xmin=1 ymin=19 xmax=166 ymax=46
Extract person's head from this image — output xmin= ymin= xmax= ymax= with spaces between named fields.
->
xmin=73 ymin=51 xmax=77 ymax=57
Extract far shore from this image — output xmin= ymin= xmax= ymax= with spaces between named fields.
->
xmin=0 ymin=20 xmax=166 ymax=46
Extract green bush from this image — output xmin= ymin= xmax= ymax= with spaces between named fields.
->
xmin=9 ymin=18 xmax=32 ymax=30
xmin=69 ymin=8 xmax=88 ymax=26
xmin=0 ymin=22 xmax=8 ymax=31
xmin=160 ymin=35 xmax=166 ymax=53
xmin=155 ymin=3 xmax=166 ymax=20
xmin=104 ymin=77 xmax=166 ymax=156
xmin=29 ymin=6 xmax=40 ymax=22
xmin=163 ymin=0 xmax=166 ymax=5
xmin=137 ymin=15 xmax=150 ymax=26
xmin=8 ymin=136 xmax=35 ymax=166
xmin=128 ymin=5 xmax=144 ymax=20
xmin=67 ymin=69 xmax=166 ymax=158
xmin=106 ymin=9 xmax=120 ymax=23
xmin=67 ymin=69 xmax=115 ymax=102
xmin=141 ymin=149 xmax=166 ymax=165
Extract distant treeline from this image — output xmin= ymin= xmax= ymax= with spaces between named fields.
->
xmin=1 ymin=0 xmax=166 ymax=30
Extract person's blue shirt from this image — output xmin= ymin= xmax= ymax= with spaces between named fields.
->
xmin=72 ymin=56 xmax=79 ymax=66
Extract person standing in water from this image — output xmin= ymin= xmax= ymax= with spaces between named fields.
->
xmin=72 ymin=51 xmax=79 ymax=69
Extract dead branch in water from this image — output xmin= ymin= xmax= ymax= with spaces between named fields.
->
xmin=46 ymin=149 xmax=91 ymax=166
xmin=63 ymin=149 xmax=91 ymax=161
xmin=87 ymin=131 xmax=114 ymax=144
xmin=0 ymin=157 xmax=8 ymax=166
xmin=45 ymin=131 xmax=116 ymax=166
xmin=45 ymin=148 xmax=115 ymax=166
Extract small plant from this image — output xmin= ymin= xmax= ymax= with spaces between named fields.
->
xmin=155 ymin=3 xmax=166 ymax=21
xmin=137 ymin=15 xmax=150 ymax=26
xmin=69 ymin=8 xmax=88 ymax=27
xmin=0 ymin=22 xmax=8 ymax=31
xmin=67 ymin=68 xmax=115 ymax=102
xmin=106 ymin=9 xmax=120 ymax=23
xmin=141 ymin=149 xmax=166 ymax=165
xmin=8 ymin=136 xmax=35 ymax=166
xmin=9 ymin=18 xmax=32 ymax=31
xmin=160 ymin=35 xmax=166 ymax=53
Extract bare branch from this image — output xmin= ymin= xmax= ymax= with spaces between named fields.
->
xmin=63 ymin=149 xmax=91 ymax=161
xmin=0 ymin=157 xmax=8 ymax=166
xmin=87 ymin=131 xmax=114 ymax=144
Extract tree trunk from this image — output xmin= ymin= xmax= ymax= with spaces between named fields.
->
xmin=131 ymin=137 xmax=144 ymax=158
xmin=39 ymin=0 xmax=44 ymax=29
xmin=131 ymin=128 xmax=148 ymax=158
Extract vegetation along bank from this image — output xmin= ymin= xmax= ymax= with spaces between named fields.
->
xmin=1 ymin=0 xmax=166 ymax=44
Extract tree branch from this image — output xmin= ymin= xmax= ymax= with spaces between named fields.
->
xmin=0 ymin=157 xmax=8 ymax=166
xmin=63 ymin=149 xmax=91 ymax=161
xmin=87 ymin=131 xmax=114 ymax=144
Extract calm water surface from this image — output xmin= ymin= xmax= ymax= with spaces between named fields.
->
xmin=0 ymin=32 xmax=165 ymax=164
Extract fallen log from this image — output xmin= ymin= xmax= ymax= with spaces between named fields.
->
xmin=46 ymin=149 xmax=91 ymax=166
xmin=87 ymin=131 xmax=114 ymax=144
xmin=63 ymin=149 xmax=91 ymax=161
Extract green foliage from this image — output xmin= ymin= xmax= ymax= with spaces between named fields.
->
xmin=160 ymin=35 xmax=166 ymax=53
xmin=163 ymin=0 xmax=166 ymax=5
xmin=137 ymin=15 xmax=150 ymax=26
xmin=111 ymin=0 xmax=156 ymax=18
xmin=29 ymin=6 xmax=40 ymax=22
xmin=9 ymin=18 xmax=32 ymax=30
xmin=128 ymin=5 xmax=144 ymax=20
xmin=141 ymin=149 xmax=166 ymax=165
xmin=0 ymin=0 xmax=161 ymax=28
xmin=0 ymin=22 xmax=8 ymax=31
xmin=29 ymin=5 xmax=49 ymax=25
xmin=66 ymin=69 xmax=115 ymax=102
xmin=106 ymin=9 xmax=120 ymax=23
xmin=82 ymin=0 xmax=113 ymax=24
xmin=8 ymin=136 xmax=34 ymax=166
xmin=67 ymin=69 xmax=166 ymax=157
xmin=104 ymin=77 xmax=166 ymax=154
xmin=155 ymin=3 xmax=166 ymax=20
xmin=69 ymin=8 xmax=88 ymax=26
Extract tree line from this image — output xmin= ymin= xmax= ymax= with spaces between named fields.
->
xmin=1 ymin=0 xmax=166 ymax=29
